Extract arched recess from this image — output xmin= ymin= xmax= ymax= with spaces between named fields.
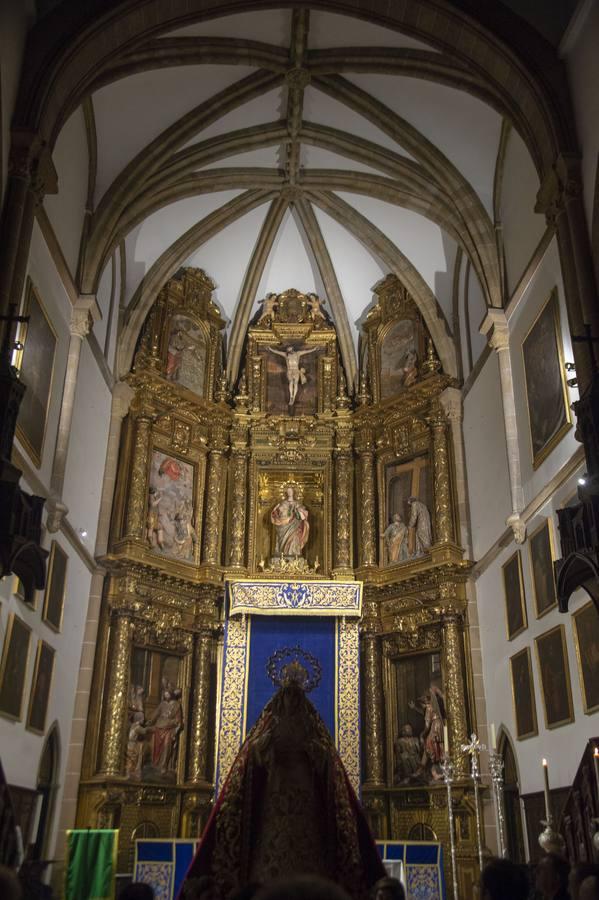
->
xmin=32 ymin=722 xmax=61 ymax=860
xmin=497 ymin=726 xmax=525 ymax=863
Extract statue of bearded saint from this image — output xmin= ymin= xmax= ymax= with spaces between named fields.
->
xmin=271 ymin=485 xmax=309 ymax=559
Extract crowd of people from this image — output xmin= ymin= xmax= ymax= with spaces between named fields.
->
xmin=1 ymin=852 xmax=599 ymax=899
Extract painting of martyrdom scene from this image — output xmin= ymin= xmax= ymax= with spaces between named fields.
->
xmin=146 ymin=450 xmax=197 ymax=563
xmin=572 ymin=600 xmax=599 ymax=714
xmin=393 ymin=652 xmax=446 ymax=784
xmin=263 ymin=341 xmax=324 ymax=415
xmin=509 ymin=647 xmax=538 ymax=740
xmin=522 ymin=290 xmax=571 ymax=469
xmin=126 ymin=647 xmax=184 ymax=783
xmin=529 ymin=518 xmax=558 ymax=618
xmin=382 ymin=456 xmax=432 ymax=565
xmin=502 ymin=551 xmax=527 ymax=640
xmin=165 ymin=313 xmax=207 ymax=397
xmin=380 ymin=318 xmax=420 ymax=399
xmin=535 ymin=625 xmax=574 ymax=729
xmin=16 ymin=280 xmax=57 ymax=467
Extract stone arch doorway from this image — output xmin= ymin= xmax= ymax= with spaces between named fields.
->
xmin=32 ymin=723 xmax=60 ymax=859
xmin=499 ymin=729 xmax=525 ymax=862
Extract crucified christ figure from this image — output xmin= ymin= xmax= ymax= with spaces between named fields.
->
xmin=267 ymin=344 xmax=318 ymax=406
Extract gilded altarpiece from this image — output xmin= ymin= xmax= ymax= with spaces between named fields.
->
xmin=77 ymin=272 xmax=481 ymax=896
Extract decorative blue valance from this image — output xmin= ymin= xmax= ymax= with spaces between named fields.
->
xmin=227 ymin=579 xmax=362 ymax=617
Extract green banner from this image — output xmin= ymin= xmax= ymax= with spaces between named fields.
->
xmin=64 ymin=829 xmax=118 ymax=900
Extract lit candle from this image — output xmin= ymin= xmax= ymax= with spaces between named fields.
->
xmin=489 ymin=723 xmax=496 ymax=751
xmin=443 ymin=723 xmax=449 ymax=753
xmin=542 ymin=758 xmax=551 ymax=822
xmin=593 ymin=747 xmax=599 ymax=802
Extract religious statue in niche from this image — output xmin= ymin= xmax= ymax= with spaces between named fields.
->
xmin=407 ymin=496 xmax=432 ymax=557
xmin=408 ymin=685 xmax=446 ymax=781
xmin=165 ymin=314 xmax=207 ymax=396
xmin=267 ymin=344 xmax=318 ymax=407
xmin=146 ymin=451 xmax=196 ymax=562
xmin=383 ymin=513 xmax=409 ymax=563
xmin=126 ymin=685 xmax=152 ymax=780
xmin=393 ymin=724 xmax=422 ymax=784
xmin=125 ymin=679 xmax=184 ymax=782
xmin=271 ymin=485 xmax=310 ymax=559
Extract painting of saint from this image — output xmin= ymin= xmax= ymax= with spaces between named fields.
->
xmin=380 ymin=319 xmax=418 ymax=399
xmin=16 ymin=280 xmax=57 ymax=467
xmin=535 ymin=625 xmax=574 ymax=729
xmin=165 ymin=314 xmax=207 ymax=396
xmin=572 ymin=601 xmax=599 ymax=714
xmin=529 ymin=518 xmax=557 ymax=618
xmin=147 ymin=451 xmax=196 ymax=563
xmin=502 ymin=551 xmax=527 ymax=640
xmin=27 ymin=641 xmax=55 ymax=734
xmin=509 ymin=648 xmax=538 ymax=740
xmin=0 ymin=614 xmax=31 ymax=721
xmin=522 ymin=290 xmax=571 ymax=468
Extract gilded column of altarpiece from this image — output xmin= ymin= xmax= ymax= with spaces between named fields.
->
xmin=77 ymin=272 xmax=481 ymax=892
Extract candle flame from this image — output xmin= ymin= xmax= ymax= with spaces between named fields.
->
xmin=542 ymin=758 xmax=548 ymax=766
xmin=594 ymin=747 xmax=599 ymax=757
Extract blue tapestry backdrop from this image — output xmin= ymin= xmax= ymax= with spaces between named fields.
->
xmin=245 ymin=615 xmax=336 ymax=736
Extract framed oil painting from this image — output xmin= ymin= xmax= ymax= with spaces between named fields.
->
xmin=26 ymin=641 xmax=55 ymax=734
xmin=502 ymin=550 xmax=527 ymax=640
xmin=522 ymin=289 xmax=571 ymax=469
xmin=572 ymin=601 xmax=599 ymax=714
xmin=165 ymin=313 xmax=207 ymax=397
xmin=42 ymin=541 xmax=68 ymax=632
xmin=535 ymin=625 xmax=574 ymax=729
xmin=379 ymin=318 xmax=422 ymax=400
xmin=509 ymin=647 xmax=538 ymax=740
xmin=147 ymin=450 xmax=197 ymax=563
xmin=0 ymin=613 xmax=32 ymax=721
xmin=15 ymin=279 xmax=58 ymax=467
xmin=529 ymin=518 xmax=558 ymax=618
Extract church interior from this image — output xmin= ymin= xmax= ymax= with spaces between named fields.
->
xmin=1 ymin=1 xmax=599 ymax=898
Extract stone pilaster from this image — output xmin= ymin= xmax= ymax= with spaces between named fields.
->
xmin=98 ymin=608 xmax=134 ymax=777
xmin=480 ymin=311 xmax=526 ymax=543
xmin=187 ymin=627 xmax=214 ymax=783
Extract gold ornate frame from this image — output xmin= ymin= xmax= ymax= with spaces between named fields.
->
xmin=571 ymin=600 xmax=599 ymax=715
xmin=534 ymin=624 xmax=575 ymax=730
xmin=521 ymin=288 xmax=572 ymax=470
xmin=509 ymin=646 xmax=538 ymax=740
xmin=528 ymin=517 xmax=558 ymax=619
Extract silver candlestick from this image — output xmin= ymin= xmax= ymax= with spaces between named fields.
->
xmin=462 ymin=733 xmax=486 ymax=872
xmin=440 ymin=752 xmax=459 ymax=900
xmin=488 ymin=750 xmax=507 ymax=858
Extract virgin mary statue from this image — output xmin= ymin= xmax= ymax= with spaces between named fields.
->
xmin=271 ymin=485 xmax=309 ymax=558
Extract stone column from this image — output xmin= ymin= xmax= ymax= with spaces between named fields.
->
xmin=441 ymin=607 xmax=468 ymax=776
xmin=480 ymin=311 xmax=526 ymax=543
xmin=98 ymin=607 xmax=134 ymax=777
xmin=229 ymin=450 xmax=248 ymax=569
xmin=124 ymin=408 xmax=153 ymax=540
xmin=46 ymin=299 xmax=98 ymax=532
xmin=362 ymin=627 xmax=385 ymax=785
xmin=187 ymin=627 xmax=214 ymax=783
xmin=429 ymin=402 xmax=454 ymax=546
xmin=333 ymin=449 xmax=353 ymax=571
xmin=202 ymin=429 xmax=228 ymax=565
xmin=358 ymin=431 xmax=376 ymax=567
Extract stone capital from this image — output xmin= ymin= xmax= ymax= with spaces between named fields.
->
xmin=480 ymin=309 xmax=509 ymax=352
xmin=112 ymin=382 xmax=135 ymax=420
xmin=439 ymin=386 xmax=463 ymax=424
xmin=45 ymin=495 xmax=69 ymax=533
xmin=507 ymin=512 xmax=526 ymax=544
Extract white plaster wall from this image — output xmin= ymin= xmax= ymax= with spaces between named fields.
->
xmin=62 ymin=342 xmax=112 ymax=550
xmin=0 ymin=1 xmax=36 ymax=204
xmin=15 ymin=221 xmax=71 ymax=485
xmin=507 ymin=238 xmax=580 ymax=506
xmin=564 ymin=0 xmax=599 ymax=237
xmin=44 ymin=106 xmax=88 ymax=280
xmin=476 ymin=466 xmax=596 ymax=796
xmin=463 ymin=352 xmax=512 ymax=559
xmin=500 ymin=128 xmax=546 ymax=298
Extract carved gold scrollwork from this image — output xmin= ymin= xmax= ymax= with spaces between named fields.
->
xmin=124 ymin=412 xmax=153 ymax=540
xmin=334 ymin=450 xmax=352 ymax=570
xmin=187 ymin=628 xmax=214 ymax=783
xmin=441 ymin=607 xmax=468 ymax=775
xmin=359 ymin=443 xmax=377 ymax=566
xmin=99 ymin=608 xmax=134 ymax=777
xmin=202 ymin=447 xmax=226 ymax=566
xmin=429 ymin=403 xmax=454 ymax=545
xmin=229 ymin=450 xmax=248 ymax=568
xmin=362 ymin=630 xmax=385 ymax=785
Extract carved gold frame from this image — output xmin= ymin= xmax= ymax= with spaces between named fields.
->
xmin=521 ymin=288 xmax=572 ymax=470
